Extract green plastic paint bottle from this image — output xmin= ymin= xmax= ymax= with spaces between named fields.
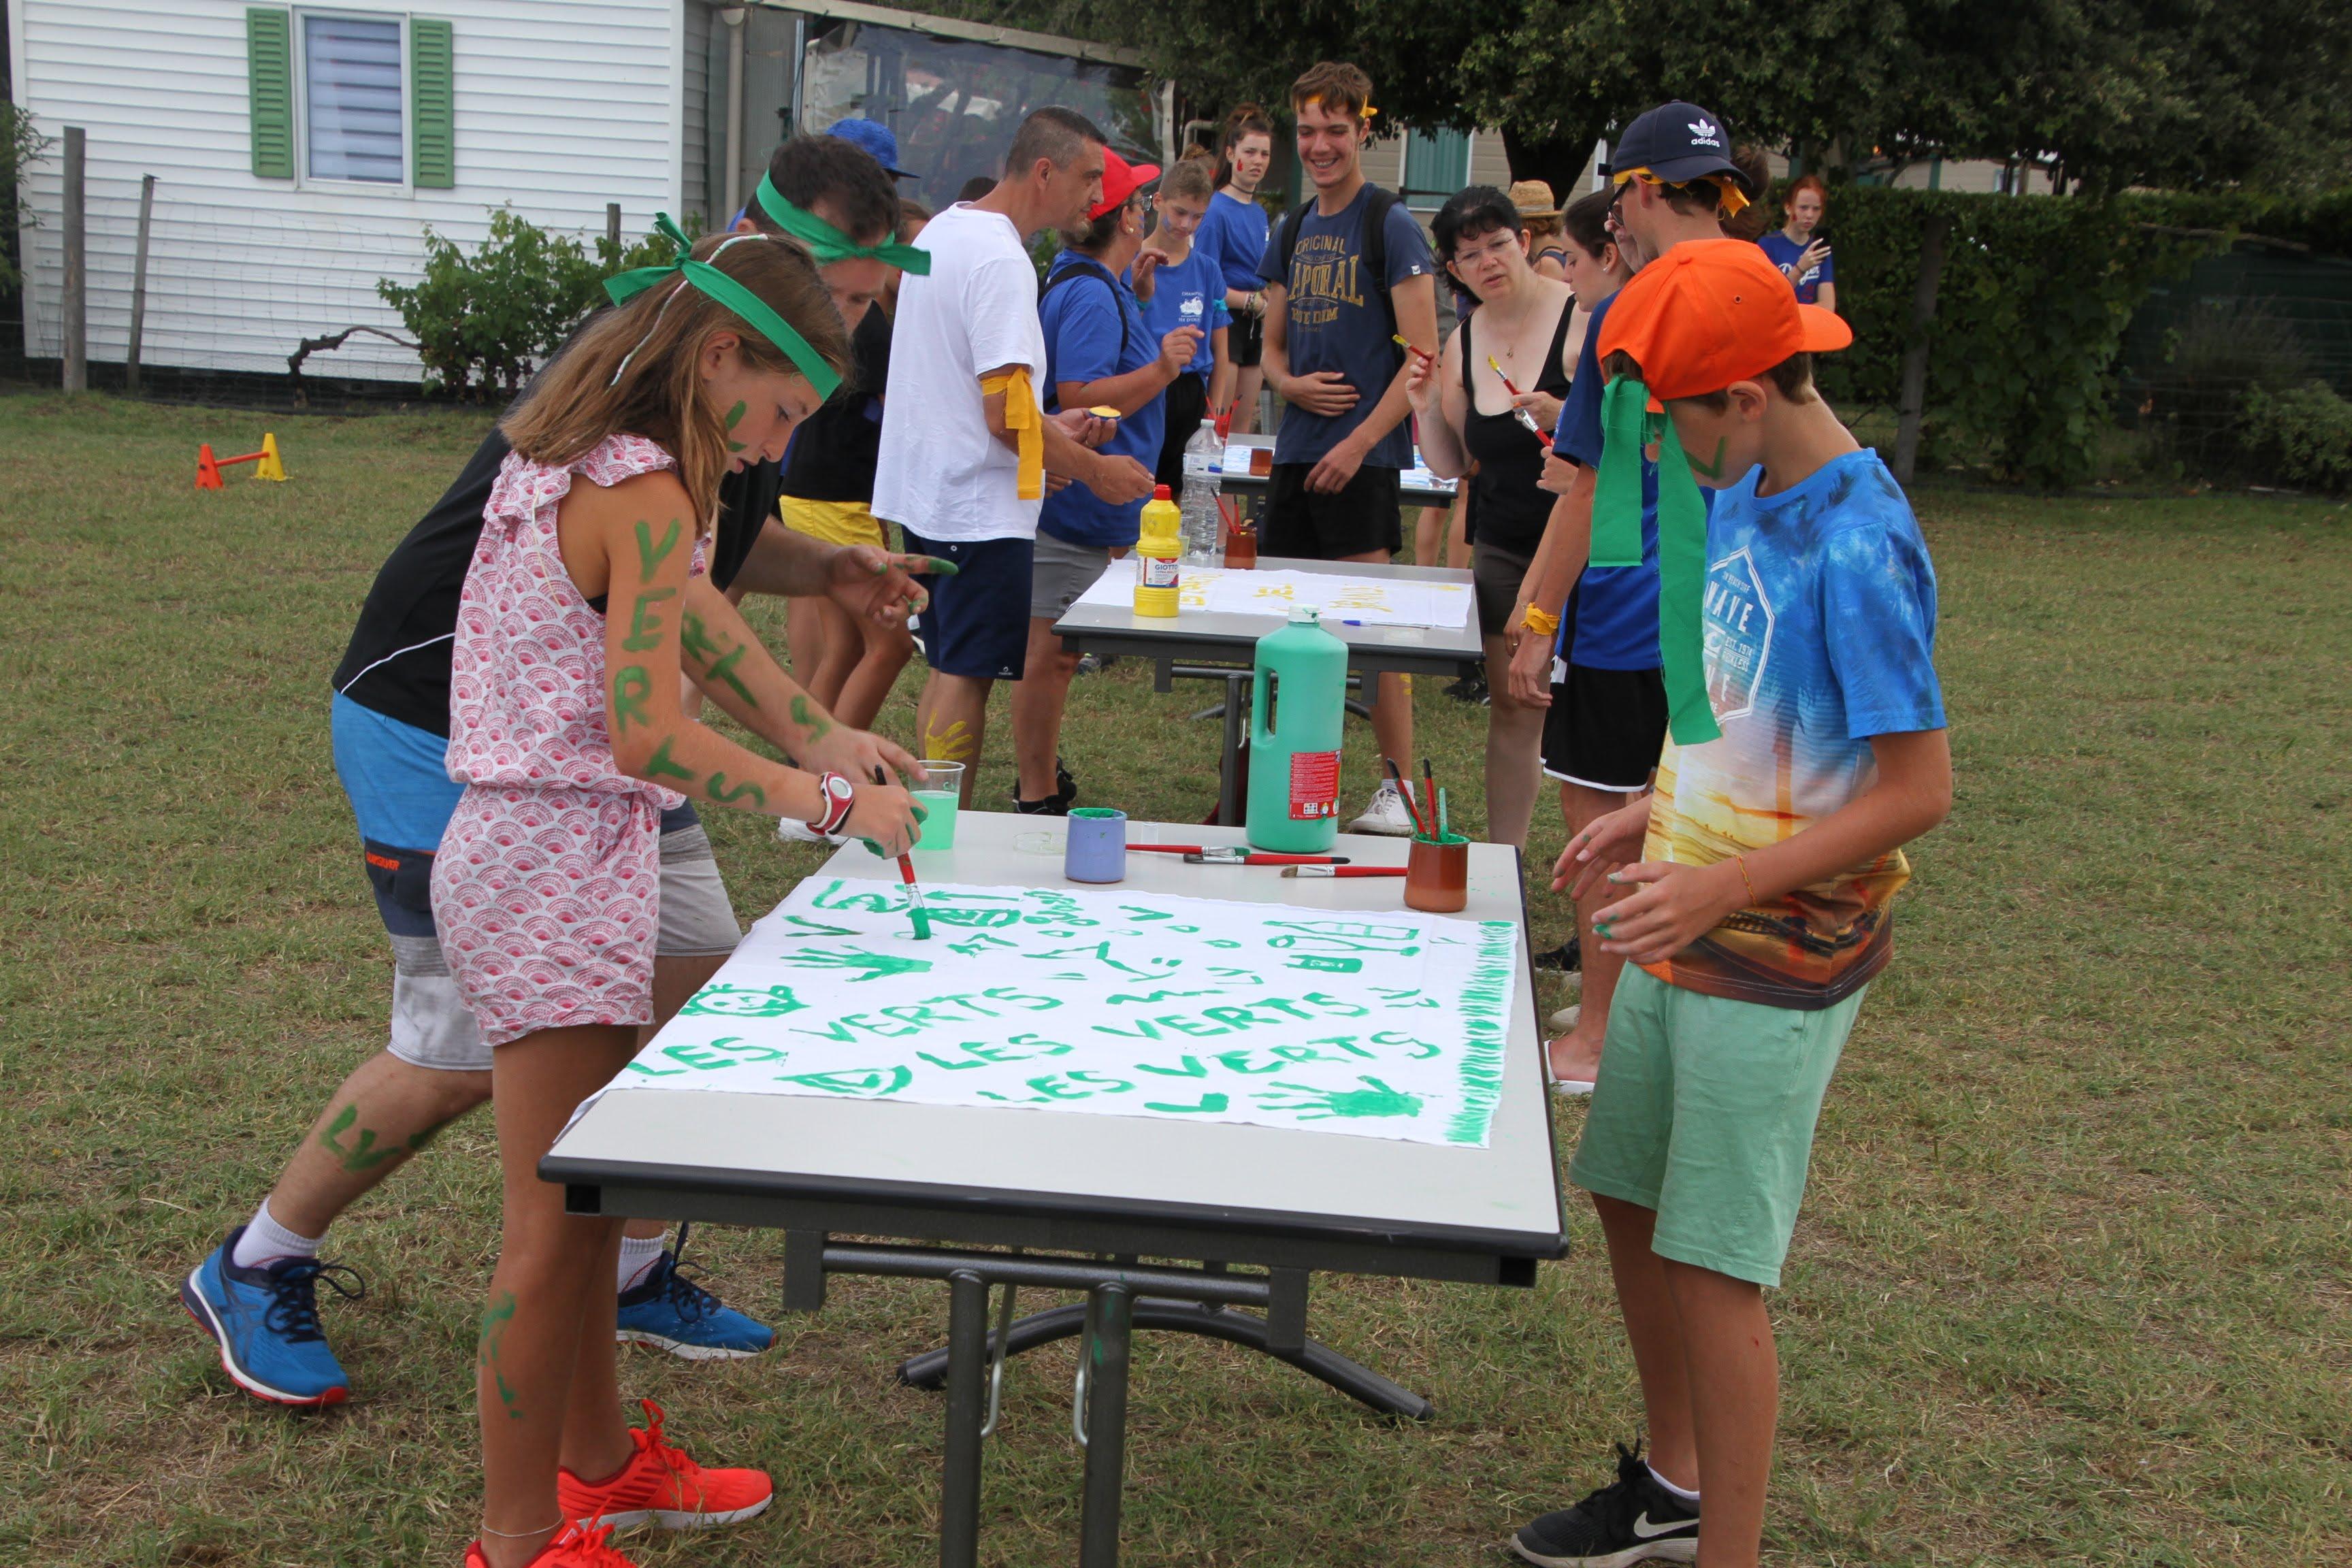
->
xmin=1245 ymin=605 xmax=1348 ymax=852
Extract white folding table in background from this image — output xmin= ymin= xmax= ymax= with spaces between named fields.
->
xmin=542 ymin=813 xmax=1565 ymax=1568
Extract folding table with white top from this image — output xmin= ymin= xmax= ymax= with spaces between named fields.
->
xmin=542 ymin=813 xmax=1565 ymax=1567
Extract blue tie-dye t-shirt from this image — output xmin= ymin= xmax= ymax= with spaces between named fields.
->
xmin=1639 ymin=447 xmax=1946 ymax=1010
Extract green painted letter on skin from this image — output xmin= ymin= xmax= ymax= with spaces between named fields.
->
xmin=634 ymin=518 xmax=683 ymax=576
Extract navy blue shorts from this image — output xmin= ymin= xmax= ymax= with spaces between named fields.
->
xmin=903 ymin=529 xmax=1034 ymax=681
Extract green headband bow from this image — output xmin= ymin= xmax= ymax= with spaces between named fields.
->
xmin=755 ymin=173 xmax=932 ymax=274
xmin=1594 ymin=376 xmax=1721 ymax=747
xmin=604 ymin=215 xmax=842 ymax=399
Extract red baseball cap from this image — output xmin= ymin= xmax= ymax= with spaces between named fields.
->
xmin=1597 ymin=239 xmax=1853 ymax=407
xmin=1088 ymin=148 xmax=1162 ymax=220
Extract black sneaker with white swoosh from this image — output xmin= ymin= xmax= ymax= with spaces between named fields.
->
xmin=1508 ymin=1442 xmax=1699 ymax=1567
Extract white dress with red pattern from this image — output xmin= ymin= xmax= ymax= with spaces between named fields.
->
xmin=430 ymin=432 xmax=705 ymax=1046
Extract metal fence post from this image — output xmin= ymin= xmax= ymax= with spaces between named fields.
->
xmin=606 ymin=201 xmax=621 ymax=254
xmin=61 ymin=127 xmax=86 ymax=393
xmin=126 ymin=174 xmax=155 ymax=397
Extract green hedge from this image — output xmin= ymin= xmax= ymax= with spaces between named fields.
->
xmin=1797 ymin=187 xmax=2213 ymax=487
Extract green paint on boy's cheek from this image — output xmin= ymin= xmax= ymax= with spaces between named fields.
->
xmin=1687 ymin=435 xmax=1730 ymax=480
xmin=725 ymin=399 xmax=749 ymax=454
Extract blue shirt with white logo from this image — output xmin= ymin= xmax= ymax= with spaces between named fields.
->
xmin=1129 ymin=244 xmax=1229 ymax=378
xmin=1039 ymin=251 xmax=1164 ymax=548
xmin=1757 ymin=231 xmax=1835 ymax=304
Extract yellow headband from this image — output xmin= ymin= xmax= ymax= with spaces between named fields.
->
xmin=1611 ymin=165 xmax=1751 ymax=216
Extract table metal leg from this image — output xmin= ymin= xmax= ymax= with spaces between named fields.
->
xmin=1077 ymin=1284 xmax=1136 ymax=1568
xmin=1218 ymin=672 xmax=1247 ymax=825
xmin=940 ymin=1270 xmax=989 ymax=1568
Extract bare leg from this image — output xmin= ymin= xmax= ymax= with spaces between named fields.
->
xmin=1231 ymin=365 xmax=1264 ymax=435
xmin=834 ymin=615 xmax=915 ymax=732
xmin=1592 ymin=1194 xmax=1699 ymax=1491
xmin=799 ymin=598 xmax=862 ymax=712
xmin=1009 ymin=616 xmax=1081 ymax=804
xmin=1446 ymin=489 xmax=1472 ymax=570
xmin=1550 ymin=779 xmax=1639 ymax=1083
xmin=265 ymin=1051 xmax=490 ymax=1239
xmin=561 ymin=1217 xmax=635 ymax=1482
xmin=1662 ymin=1260 xmax=1776 ymax=1567
xmin=1337 ymin=546 xmax=1414 ymax=775
xmin=783 ymin=594 xmax=831 ymax=696
xmin=1480 ymin=632 xmax=1546 ymax=849
xmin=477 ymin=1023 xmax=637 ymax=1567
xmin=917 ymin=672 xmax=992 ymax=806
xmin=618 ymin=953 xmax=731 ymax=1246
xmin=1413 ymin=505 xmax=1448 ymax=568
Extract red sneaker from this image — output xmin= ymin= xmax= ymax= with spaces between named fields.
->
xmin=463 ymin=1518 xmax=639 ymax=1567
xmin=557 ymin=1399 xmax=773 ymax=1532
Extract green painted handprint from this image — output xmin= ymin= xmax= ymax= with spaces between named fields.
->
xmin=1254 ymin=1077 xmax=1424 ymax=1121
xmin=774 ymin=947 xmax=936 ymax=982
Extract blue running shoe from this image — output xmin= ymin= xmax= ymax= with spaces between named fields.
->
xmin=615 ymin=1226 xmax=774 ymax=1362
xmin=180 ymin=1227 xmax=363 ymax=1407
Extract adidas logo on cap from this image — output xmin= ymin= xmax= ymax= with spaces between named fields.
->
xmin=1687 ymin=116 xmax=1721 ymax=148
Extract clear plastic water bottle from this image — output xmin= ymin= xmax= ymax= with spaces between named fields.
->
xmin=1179 ymin=419 xmax=1224 ymax=567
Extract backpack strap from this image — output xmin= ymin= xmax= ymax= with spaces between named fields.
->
xmin=1275 ymin=186 xmax=1406 ymax=355
xmin=1039 ymin=257 xmax=1131 ymax=412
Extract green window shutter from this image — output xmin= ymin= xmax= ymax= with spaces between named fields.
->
xmin=411 ymin=18 xmax=456 ymax=189
xmin=246 ymin=7 xmax=293 ymax=179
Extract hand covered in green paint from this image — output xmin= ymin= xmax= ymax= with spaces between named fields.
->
xmin=1552 ymin=795 xmax=1652 ymax=902
xmin=827 ymin=543 xmax=935 ymax=627
xmin=1588 ymin=859 xmax=1747 ymax=965
xmin=801 ymin=725 xmax=926 ymax=790
xmin=842 ymin=778 xmax=925 ymax=858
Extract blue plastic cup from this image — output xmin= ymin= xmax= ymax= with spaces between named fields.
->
xmin=1064 ymin=807 xmax=1127 ymax=883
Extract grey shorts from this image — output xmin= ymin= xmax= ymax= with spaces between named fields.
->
xmin=385 ymin=816 xmax=741 ymax=1071
xmin=1030 ymin=528 xmax=1120 ymax=621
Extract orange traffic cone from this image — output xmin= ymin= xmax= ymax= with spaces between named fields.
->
xmin=195 ymin=443 xmax=225 ymax=490
xmin=254 ymin=432 xmax=287 ymax=482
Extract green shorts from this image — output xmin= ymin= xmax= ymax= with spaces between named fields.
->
xmin=1567 ymin=965 xmax=1866 ymax=1287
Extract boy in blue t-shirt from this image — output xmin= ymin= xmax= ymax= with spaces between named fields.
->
xmin=1011 ymin=152 xmax=1204 ymax=815
xmin=1509 ymin=238 xmax=1951 ymax=1568
xmin=1130 ymin=157 xmax=1233 ymax=488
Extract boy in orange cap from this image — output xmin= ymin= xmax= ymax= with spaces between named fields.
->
xmin=1509 ymin=240 xmax=1953 ymax=1568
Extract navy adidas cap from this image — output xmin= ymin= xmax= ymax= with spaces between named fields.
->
xmin=1601 ymin=101 xmax=1751 ymax=193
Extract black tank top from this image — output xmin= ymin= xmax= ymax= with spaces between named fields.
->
xmin=1460 ymin=298 xmax=1577 ymax=556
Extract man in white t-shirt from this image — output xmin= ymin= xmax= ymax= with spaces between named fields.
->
xmin=877 ymin=106 xmax=1155 ymax=798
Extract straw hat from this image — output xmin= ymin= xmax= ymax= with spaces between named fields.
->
xmin=1509 ymin=180 xmax=1562 ymax=219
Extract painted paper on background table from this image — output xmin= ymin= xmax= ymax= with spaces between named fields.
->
xmin=615 ymin=879 xmax=1520 ymax=1147
xmin=1073 ymin=565 xmax=1473 ymax=630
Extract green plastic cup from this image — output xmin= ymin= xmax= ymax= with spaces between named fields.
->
xmin=911 ymin=760 xmax=964 ymax=851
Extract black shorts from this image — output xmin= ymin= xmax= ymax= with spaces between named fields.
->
xmin=1230 ymin=311 xmax=1264 ymax=368
xmin=1541 ymin=663 xmax=1667 ymax=791
xmin=1470 ymin=538 xmax=1532 ymax=639
xmin=1154 ymin=372 xmax=1209 ymax=491
xmin=902 ymin=528 xmax=1033 ymax=681
xmin=1262 ymin=463 xmax=1403 ymax=560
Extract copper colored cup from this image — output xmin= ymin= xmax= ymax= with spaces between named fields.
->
xmin=1404 ymin=834 xmax=1469 ymax=913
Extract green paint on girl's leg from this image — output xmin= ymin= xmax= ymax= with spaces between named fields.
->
xmin=725 ymin=399 xmax=749 ymax=454
xmin=478 ymin=1292 xmax=523 ymax=1420
xmin=318 ymin=1103 xmax=404 ymax=1172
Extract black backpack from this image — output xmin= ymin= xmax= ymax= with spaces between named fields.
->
xmin=1273 ymin=183 xmax=1407 ymax=363
xmin=1038 ymin=256 xmax=1131 ymax=412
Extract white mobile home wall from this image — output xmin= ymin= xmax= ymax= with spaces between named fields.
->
xmin=9 ymin=0 xmax=687 ymax=382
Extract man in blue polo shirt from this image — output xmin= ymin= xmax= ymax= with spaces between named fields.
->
xmin=1011 ymin=150 xmax=1203 ymax=813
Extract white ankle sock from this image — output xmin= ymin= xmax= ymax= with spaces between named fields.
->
xmin=1648 ymin=1462 xmax=1700 ymax=1503
xmin=617 ymin=1233 xmax=666 ymax=1292
xmin=232 ymin=1200 xmax=321 ymax=1270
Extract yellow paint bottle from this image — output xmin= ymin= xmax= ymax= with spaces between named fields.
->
xmin=1132 ymin=485 xmax=1181 ymax=618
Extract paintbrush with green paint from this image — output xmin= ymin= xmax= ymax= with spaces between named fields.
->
xmin=875 ymin=766 xmax=932 ymax=940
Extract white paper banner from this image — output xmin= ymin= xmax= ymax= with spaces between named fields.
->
xmin=616 ymin=878 xmax=1519 ymax=1147
xmin=1073 ymin=565 xmax=1473 ymax=630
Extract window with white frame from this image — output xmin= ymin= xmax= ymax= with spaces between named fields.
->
xmin=301 ymin=12 xmax=406 ymax=183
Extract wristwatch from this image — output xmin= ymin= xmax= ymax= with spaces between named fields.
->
xmin=806 ymin=771 xmax=855 ymax=836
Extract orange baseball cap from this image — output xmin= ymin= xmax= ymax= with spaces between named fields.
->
xmin=1597 ymin=238 xmax=1853 ymax=407
xmin=1088 ymin=149 xmax=1162 ymax=220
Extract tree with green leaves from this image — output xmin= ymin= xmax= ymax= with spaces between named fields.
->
xmin=1 ymin=103 xmax=55 ymax=292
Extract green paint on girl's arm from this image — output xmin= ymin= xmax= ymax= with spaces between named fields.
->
xmin=611 ymin=666 xmax=653 ymax=732
xmin=679 ymin=610 xmax=723 ymax=668
xmin=644 ymin=736 xmax=696 ymax=784
xmin=634 ymin=518 xmax=683 ymax=576
xmin=705 ymin=642 xmax=754 ymax=706
xmin=725 ymin=399 xmax=749 ymax=455
xmin=1688 ymin=436 xmax=1730 ymax=480
xmin=706 ymin=772 xmax=767 ymax=808
xmin=620 ymin=587 xmax=676 ymax=651
xmin=789 ymin=694 xmax=834 ymax=742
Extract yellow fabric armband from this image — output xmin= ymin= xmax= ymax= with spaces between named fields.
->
xmin=979 ymin=367 xmax=1044 ymax=500
xmin=1519 ymin=603 xmax=1561 ymax=637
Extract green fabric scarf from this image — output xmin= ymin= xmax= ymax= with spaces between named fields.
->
xmin=755 ymin=172 xmax=932 ymax=274
xmin=604 ymin=215 xmax=842 ymax=400
xmin=1591 ymin=375 xmax=1721 ymax=747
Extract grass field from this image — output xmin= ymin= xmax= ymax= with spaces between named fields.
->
xmin=1 ymin=389 xmax=2347 ymax=1567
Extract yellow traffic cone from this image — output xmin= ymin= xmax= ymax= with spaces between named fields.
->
xmin=254 ymin=432 xmax=288 ymax=482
